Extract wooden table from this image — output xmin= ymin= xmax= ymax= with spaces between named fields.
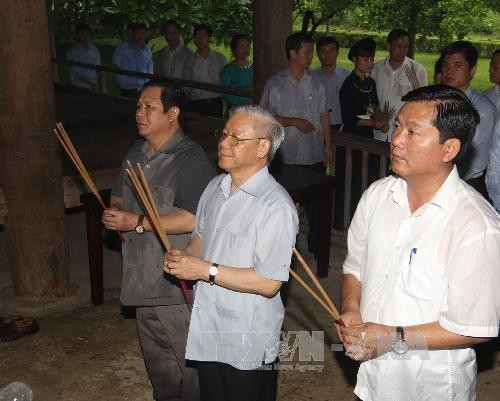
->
xmin=81 ymin=165 xmax=334 ymax=305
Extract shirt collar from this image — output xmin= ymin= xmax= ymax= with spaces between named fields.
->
xmin=220 ymin=166 xmax=270 ymax=199
xmin=140 ymin=128 xmax=185 ymax=156
xmin=390 ymin=166 xmax=460 ymax=215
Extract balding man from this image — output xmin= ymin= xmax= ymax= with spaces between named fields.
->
xmin=165 ymin=105 xmax=299 ymax=401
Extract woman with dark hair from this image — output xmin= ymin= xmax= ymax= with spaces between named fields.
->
xmin=219 ymin=33 xmax=253 ymax=110
xmin=340 ymin=38 xmax=389 ymax=138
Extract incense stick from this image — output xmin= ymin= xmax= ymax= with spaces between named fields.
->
xmin=54 ymin=122 xmax=125 ymax=242
xmin=126 ymin=161 xmax=193 ymax=306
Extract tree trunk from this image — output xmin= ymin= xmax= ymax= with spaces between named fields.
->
xmin=407 ymin=1 xmax=420 ymax=59
xmin=253 ymin=0 xmax=293 ymax=102
xmin=0 ymin=1 xmax=69 ymax=300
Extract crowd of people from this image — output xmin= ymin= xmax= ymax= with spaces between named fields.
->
xmin=64 ymin=20 xmax=500 ymax=401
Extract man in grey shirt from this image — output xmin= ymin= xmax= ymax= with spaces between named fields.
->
xmin=166 ymin=105 xmax=299 ymax=401
xmin=156 ymin=19 xmax=194 ymax=80
xmin=260 ymin=32 xmax=332 ymax=257
xmin=312 ymin=36 xmax=350 ymax=131
xmin=102 ymin=80 xmax=214 ymax=401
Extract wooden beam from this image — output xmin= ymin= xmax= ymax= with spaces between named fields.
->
xmin=0 ymin=1 xmax=69 ymax=300
xmin=253 ymin=0 xmax=293 ymax=102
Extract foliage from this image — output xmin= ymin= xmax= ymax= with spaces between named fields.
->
xmin=343 ymin=0 xmax=492 ymax=47
xmin=52 ymin=0 xmax=252 ymax=46
xmin=293 ymin=0 xmax=359 ymax=35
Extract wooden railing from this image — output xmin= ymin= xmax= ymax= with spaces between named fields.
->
xmin=331 ymin=131 xmax=390 ymax=228
xmin=52 ymin=58 xmax=252 ymax=99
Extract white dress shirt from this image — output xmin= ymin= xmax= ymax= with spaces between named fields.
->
xmin=484 ymin=84 xmax=500 ymax=113
xmin=486 ymin=120 xmax=500 ymax=211
xmin=371 ymin=57 xmax=428 ymax=141
xmin=344 ymin=167 xmax=500 ymax=401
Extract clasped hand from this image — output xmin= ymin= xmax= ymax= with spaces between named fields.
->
xmin=164 ymin=250 xmax=209 ymax=281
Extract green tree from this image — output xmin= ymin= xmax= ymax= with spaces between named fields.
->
xmin=294 ymin=0 xmax=359 ymax=35
xmin=351 ymin=0 xmax=491 ymax=55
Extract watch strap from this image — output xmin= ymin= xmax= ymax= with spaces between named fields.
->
xmin=209 ymin=263 xmax=219 ymax=286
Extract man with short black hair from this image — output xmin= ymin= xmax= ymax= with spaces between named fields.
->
xmin=340 ymin=85 xmax=500 ymax=401
xmin=66 ymin=23 xmax=101 ymax=91
xmin=102 ymin=80 xmax=214 ymax=401
xmin=189 ymin=24 xmax=227 ymax=117
xmin=371 ymin=29 xmax=427 ymax=141
xmin=156 ymin=20 xmax=194 ymax=80
xmin=112 ymin=22 xmax=153 ymax=98
xmin=484 ymin=48 xmax=500 ymax=112
xmin=260 ymin=32 xmax=332 ymax=257
xmin=441 ymin=40 xmax=496 ymax=197
xmin=312 ymin=36 xmax=350 ymax=131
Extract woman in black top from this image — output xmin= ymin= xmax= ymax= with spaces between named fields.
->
xmin=340 ymin=38 xmax=389 ymax=138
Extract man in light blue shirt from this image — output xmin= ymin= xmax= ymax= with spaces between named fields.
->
xmin=165 ymin=105 xmax=298 ymax=401
xmin=66 ymin=23 xmax=101 ymax=91
xmin=112 ymin=22 xmax=153 ymax=98
xmin=441 ymin=41 xmax=496 ymax=199
xmin=312 ymin=36 xmax=350 ymax=131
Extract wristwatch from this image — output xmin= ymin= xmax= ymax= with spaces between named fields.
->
xmin=392 ymin=326 xmax=409 ymax=355
xmin=208 ymin=263 xmax=219 ymax=286
xmin=135 ymin=214 xmax=145 ymax=234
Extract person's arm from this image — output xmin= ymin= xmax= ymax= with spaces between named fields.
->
xmin=320 ymin=111 xmax=333 ymax=164
xmin=165 ymin=251 xmax=282 ymax=298
xmin=340 ymin=273 xmax=363 ymax=326
xmin=341 ymin=320 xmax=491 ymax=361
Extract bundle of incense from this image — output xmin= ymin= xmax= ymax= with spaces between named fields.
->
xmin=404 ymin=63 xmax=420 ymax=90
xmin=288 ymin=247 xmax=345 ymax=341
xmin=54 ymin=122 xmax=125 ymax=242
xmin=374 ymin=101 xmax=397 ymax=123
xmin=126 ymin=161 xmax=193 ymax=306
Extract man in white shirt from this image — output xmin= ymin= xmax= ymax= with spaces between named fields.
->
xmin=312 ymin=36 xmax=350 ymax=131
xmin=339 ymin=85 xmax=500 ymax=401
xmin=189 ymin=24 xmax=227 ymax=118
xmin=441 ymin=41 xmax=496 ymax=199
xmin=156 ymin=20 xmax=194 ymax=80
xmin=484 ymin=48 xmax=500 ymax=113
xmin=371 ymin=29 xmax=428 ymax=141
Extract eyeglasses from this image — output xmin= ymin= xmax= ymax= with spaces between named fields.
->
xmin=214 ymin=131 xmax=268 ymax=147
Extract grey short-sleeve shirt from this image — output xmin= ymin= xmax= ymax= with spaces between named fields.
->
xmin=185 ymin=167 xmax=299 ymax=370
xmin=112 ymin=129 xmax=215 ymax=306
xmin=260 ymin=69 xmax=327 ymax=165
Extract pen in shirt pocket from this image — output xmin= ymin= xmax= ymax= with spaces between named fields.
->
xmin=408 ymin=248 xmax=417 ymax=266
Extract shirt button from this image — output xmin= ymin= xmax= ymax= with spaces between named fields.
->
xmin=194 ymin=306 xmax=200 ymax=311
xmin=146 ymin=164 xmax=151 ymax=169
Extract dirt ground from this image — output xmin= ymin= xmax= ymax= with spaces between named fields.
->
xmin=1 ymin=220 xmax=498 ymax=401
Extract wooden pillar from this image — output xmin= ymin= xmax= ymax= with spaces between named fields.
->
xmin=253 ymin=0 xmax=293 ymax=102
xmin=0 ymin=1 xmax=69 ymax=300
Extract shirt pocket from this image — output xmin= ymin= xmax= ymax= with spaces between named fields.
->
xmin=401 ymin=254 xmax=446 ymax=301
xmin=152 ymin=185 xmax=175 ymax=213
xmin=224 ymin=231 xmax=255 ymax=267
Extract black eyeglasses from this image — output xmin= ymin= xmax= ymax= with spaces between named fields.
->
xmin=214 ymin=131 xmax=268 ymax=147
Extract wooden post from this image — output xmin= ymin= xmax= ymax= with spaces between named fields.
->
xmin=0 ymin=1 xmax=69 ymax=300
xmin=252 ymin=0 xmax=293 ymax=102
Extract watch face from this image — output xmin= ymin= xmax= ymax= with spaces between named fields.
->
xmin=209 ymin=265 xmax=218 ymax=275
xmin=135 ymin=225 xmax=144 ymax=234
xmin=392 ymin=339 xmax=409 ymax=355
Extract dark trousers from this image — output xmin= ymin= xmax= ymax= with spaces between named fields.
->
xmin=191 ymin=97 xmax=223 ymax=118
xmin=136 ymin=305 xmax=199 ymax=401
xmin=196 ymin=361 xmax=278 ymax=401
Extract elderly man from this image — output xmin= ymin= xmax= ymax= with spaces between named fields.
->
xmin=340 ymin=85 xmax=500 ymax=401
xmin=165 ymin=105 xmax=299 ymax=401
xmin=102 ymin=80 xmax=214 ymax=401
xmin=441 ymin=41 xmax=496 ymax=198
xmin=156 ymin=20 xmax=194 ymax=80
xmin=112 ymin=22 xmax=153 ymax=98
xmin=371 ymin=29 xmax=428 ymax=141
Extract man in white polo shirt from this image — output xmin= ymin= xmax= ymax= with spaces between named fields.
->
xmin=339 ymin=85 xmax=500 ymax=401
